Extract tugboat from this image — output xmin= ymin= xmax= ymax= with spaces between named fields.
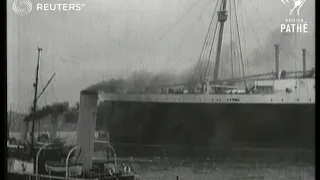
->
xmin=7 ymin=48 xmax=137 ymax=180
xmin=7 ymin=140 xmax=137 ymax=180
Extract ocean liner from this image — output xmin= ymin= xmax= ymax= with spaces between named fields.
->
xmin=90 ymin=0 xmax=315 ymax=157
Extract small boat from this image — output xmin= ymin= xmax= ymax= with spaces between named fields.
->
xmin=7 ymin=142 xmax=137 ymax=180
xmin=7 ymin=48 xmax=137 ymax=180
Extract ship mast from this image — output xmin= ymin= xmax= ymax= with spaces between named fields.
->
xmin=30 ymin=47 xmax=42 ymax=154
xmin=193 ymin=0 xmax=249 ymax=89
xmin=212 ymin=0 xmax=228 ymax=82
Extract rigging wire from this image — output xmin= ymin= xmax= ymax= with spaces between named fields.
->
xmin=229 ymin=0 xmax=240 ymax=78
xmin=148 ymin=0 xmax=208 ymax=50
xmin=241 ymin=3 xmax=264 ymax=55
xmin=248 ymin=0 xmax=273 ymax=33
xmin=233 ymin=0 xmax=247 ymax=89
xmin=238 ymin=2 xmax=249 ymax=77
xmin=194 ymin=0 xmax=220 ymax=79
xmin=204 ymin=20 xmax=219 ymax=79
xmin=247 ymin=0 xmax=275 ymax=72
xmin=194 ymin=0 xmax=221 ymax=82
xmin=162 ymin=0 xmax=214 ymax=71
xmin=229 ymin=0 xmax=234 ymax=78
xmin=229 ymin=0 xmax=241 ymax=79
xmin=294 ymin=10 xmax=298 ymax=76
xmin=234 ymin=2 xmax=242 ymax=78
xmin=198 ymin=17 xmax=217 ymax=82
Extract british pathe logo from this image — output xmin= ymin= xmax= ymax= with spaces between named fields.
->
xmin=280 ymin=0 xmax=308 ymax=33
xmin=281 ymin=0 xmax=306 ymax=16
xmin=12 ymin=0 xmax=33 ymax=16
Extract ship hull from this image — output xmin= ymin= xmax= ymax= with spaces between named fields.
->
xmin=100 ymin=102 xmax=314 ymax=159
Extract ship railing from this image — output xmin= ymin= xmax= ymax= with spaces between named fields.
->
xmin=94 ymin=140 xmax=117 ymax=168
xmin=98 ymin=69 xmax=315 ymax=95
xmin=36 ymin=143 xmax=54 ymax=180
xmin=36 ymin=143 xmax=83 ymax=180
xmin=66 ymin=145 xmax=82 ymax=180
xmin=13 ymin=172 xmax=99 ymax=180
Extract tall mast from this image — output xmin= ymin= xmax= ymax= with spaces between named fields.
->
xmin=213 ymin=0 xmax=228 ymax=82
xmin=30 ymin=47 xmax=42 ymax=154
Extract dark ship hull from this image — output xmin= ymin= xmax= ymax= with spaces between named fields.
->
xmin=101 ymin=102 xmax=314 ymax=161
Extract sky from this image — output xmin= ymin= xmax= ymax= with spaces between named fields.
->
xmin=7 ymin=0 xmax=315 ymax=113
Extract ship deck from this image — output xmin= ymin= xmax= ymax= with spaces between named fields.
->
xmin=94 ymin=78 xmax=315 ymax=104
xmin=100 ymin=92 xmax=314 ymax=104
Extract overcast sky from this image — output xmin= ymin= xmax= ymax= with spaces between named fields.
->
xmin=7 ymin=0 xmax=315 ymax=113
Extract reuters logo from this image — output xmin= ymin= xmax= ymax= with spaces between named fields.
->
xmin=12 ymin=0 xmax=32 ymax=16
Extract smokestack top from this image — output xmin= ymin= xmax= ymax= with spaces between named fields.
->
xmin=302 ymin=48 xmax=307 ymax=76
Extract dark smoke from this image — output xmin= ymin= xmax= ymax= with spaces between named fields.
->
xmin=83 ymin=65 xmax=196 ymax=93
